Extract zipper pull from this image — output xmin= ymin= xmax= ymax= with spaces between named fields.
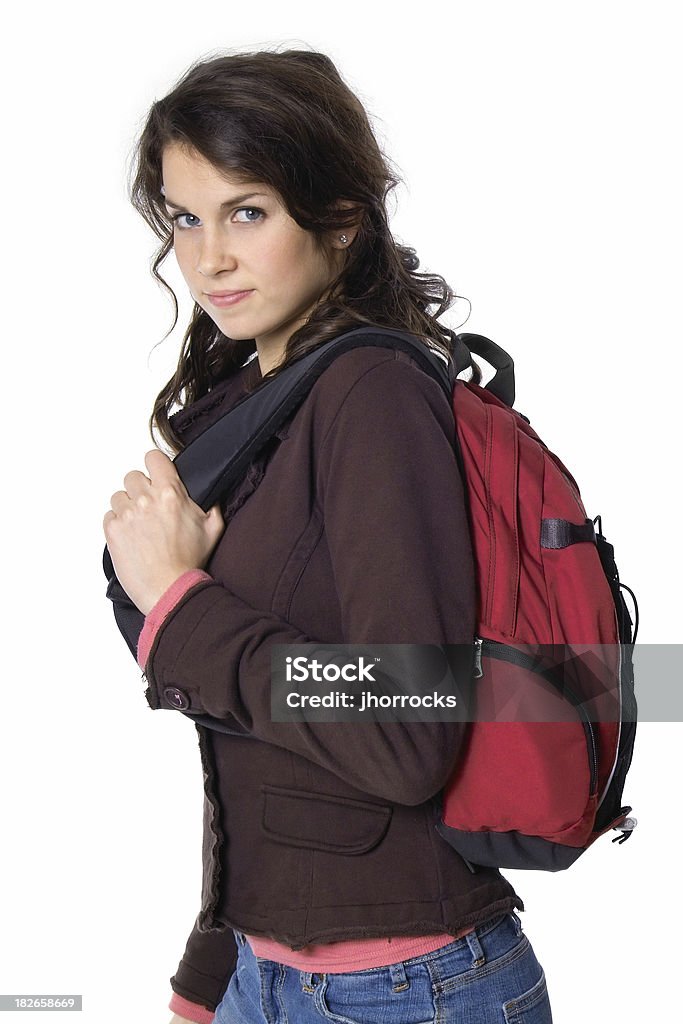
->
xmin=473 ymin=637 xmax=484 ymax=679
xmin=611 ymin=816 xmax=638 ymax=844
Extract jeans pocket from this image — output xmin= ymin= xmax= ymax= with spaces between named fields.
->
xmin=432 ymin=915 xmax=553 ymax=1023
xmin=503 ymin=968 xmax=553 ymax=1023
xmin=315 ymin=964 xmax=435 ymax=1024
xmin=436 ymin=920 xmax=529 ymax=994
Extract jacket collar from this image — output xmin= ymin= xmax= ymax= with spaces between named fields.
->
xmin=169 ymin=355 xmax=262 ymax=446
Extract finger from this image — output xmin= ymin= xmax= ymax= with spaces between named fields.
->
xmin=109 ymin=489 xmax=132 ymax=513
xmin=206 ymin=505 xmax=220 ymax=528
xmin=144 ymin=449 xmax=189 ymax=499
xmin=102 ymin=508 xmax=117 ymax=535
xmin=206 ymin=503 xmax=226 ymax=539
xmin=144 ymin=448 xmax=179 ymax=485
xmin=122 ymin=468 xmax=152 ymax=496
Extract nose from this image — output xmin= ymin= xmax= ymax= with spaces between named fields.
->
xmin=195 ymin=227 xmax=237 ymax=278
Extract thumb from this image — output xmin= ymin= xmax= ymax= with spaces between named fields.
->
xmin=206 ymin=502 xmax=225 ymax=536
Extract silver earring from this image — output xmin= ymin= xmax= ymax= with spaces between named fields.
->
xmin=339 ymin=234 xmax=348 ymax=244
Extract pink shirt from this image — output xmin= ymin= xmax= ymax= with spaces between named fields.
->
xmin=138 ymin=571 xmax=474 ymax=1024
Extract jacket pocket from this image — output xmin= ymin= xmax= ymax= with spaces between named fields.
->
xmin=261 ymin=785 xmax=392 ymax=855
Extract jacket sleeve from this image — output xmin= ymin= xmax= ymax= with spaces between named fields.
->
xmin=167 ymin=915 xmax=238 ymax=1015
xmin=142 ymin=355 xmax=477 ymax=807
xmin=168 ymin=991 xmax=215 ymax=1023
xmin=136 ymin=569 xmax=213 ymax=670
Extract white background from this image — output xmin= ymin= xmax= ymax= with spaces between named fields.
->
xmin=1 ymin=2 xmax=681 ymax=1022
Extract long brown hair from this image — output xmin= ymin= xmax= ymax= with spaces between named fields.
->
xmin=128 ymin=46 xmax=480 ymax=453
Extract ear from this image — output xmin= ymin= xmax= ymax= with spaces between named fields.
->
xmin=327 ymin=199 xmax=363 ymax=251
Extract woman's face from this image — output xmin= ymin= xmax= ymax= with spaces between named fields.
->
xmin=161 ymin=142 xmax=346 ymax=374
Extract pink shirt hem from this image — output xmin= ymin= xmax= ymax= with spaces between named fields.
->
xmin=243 ymin=925 xmax=475 ymax=971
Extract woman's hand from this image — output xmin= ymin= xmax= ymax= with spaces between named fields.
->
xmin=103 ymin=449 xmax=225 ymax=615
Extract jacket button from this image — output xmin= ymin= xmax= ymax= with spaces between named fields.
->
xmin=163 ymin=687 xmax=190 ymax=710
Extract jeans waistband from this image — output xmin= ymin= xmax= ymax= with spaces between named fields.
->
xmin=232 ymin=911 xmax=522 ymax=970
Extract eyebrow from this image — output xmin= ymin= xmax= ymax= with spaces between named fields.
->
xmin=162 ymin=191 xmax=268 ymax=211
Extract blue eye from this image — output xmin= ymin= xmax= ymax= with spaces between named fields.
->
xmin=234 ymin=207 xmax=265 ymax=223
xmin=172 ymin=213 xmax=200 ymax=230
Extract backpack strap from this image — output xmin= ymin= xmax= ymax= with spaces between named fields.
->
xmin=169 ymin=326 xmax=453 ymax=512
xmin=540 ymin=517 xmax=597 ymax=549
xmin=456 ymin=333 xmax=516 ymax=407
xmin=102 ymin=326 xmax=454 ymax=661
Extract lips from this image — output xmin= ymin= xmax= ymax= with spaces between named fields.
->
xmin=206 ymin=290 xmax=252 ymax=297
xmin=205 ymin=289 xmax=254 ymax=308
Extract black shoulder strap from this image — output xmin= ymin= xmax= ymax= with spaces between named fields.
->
xmin=174 ymin=327 xmax=453 ymax=513
xmin=102 ymin=326 xmax=511 ymax=668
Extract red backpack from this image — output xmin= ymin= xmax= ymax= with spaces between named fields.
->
xmin=102 ymin=325 xmax=639 ymax=872
xmin=436 ymin=332 xmax=638 ymax=872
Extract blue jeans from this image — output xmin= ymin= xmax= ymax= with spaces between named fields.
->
xmin=214 ymin=912 xmax=553 ymax=1023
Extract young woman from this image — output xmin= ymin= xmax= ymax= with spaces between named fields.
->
xmin=103 ymin=48 xmax=554 ymax=1024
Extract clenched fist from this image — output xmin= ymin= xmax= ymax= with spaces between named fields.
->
xmin=103 ymin=449 xmax=225 ymax=615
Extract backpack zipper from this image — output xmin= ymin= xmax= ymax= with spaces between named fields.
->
xmin=473 ymin=636 xmax=599 ymax=798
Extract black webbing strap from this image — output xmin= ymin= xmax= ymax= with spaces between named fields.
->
xmin=102 ymin=326 xmax=455 ymax=664
xmin=540 ymin=518 xmax=597 ymax=549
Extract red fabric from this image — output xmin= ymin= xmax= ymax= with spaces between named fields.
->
xmin=442 ymin=381 xmax=622 ymax=845
xmin=136 ymin=569 xmax=213 ymax=669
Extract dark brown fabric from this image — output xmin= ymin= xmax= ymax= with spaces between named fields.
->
xmin=143 ymin=342 xmax=524 ymax=1011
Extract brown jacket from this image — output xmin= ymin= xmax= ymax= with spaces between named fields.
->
xmin=141 ymin=339 xmax=524 ymax=1011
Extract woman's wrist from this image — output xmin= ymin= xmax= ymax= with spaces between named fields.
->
xmin=136 ymin=569 xmax=214 ymax=669
xmin=137 ymin=566 xmax=208 ymax=615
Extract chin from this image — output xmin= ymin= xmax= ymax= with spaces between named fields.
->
xmin=218 ymin=325 xmax=257 ymax=340
xmin=203 ymin=309 xmax=257 ymax=339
